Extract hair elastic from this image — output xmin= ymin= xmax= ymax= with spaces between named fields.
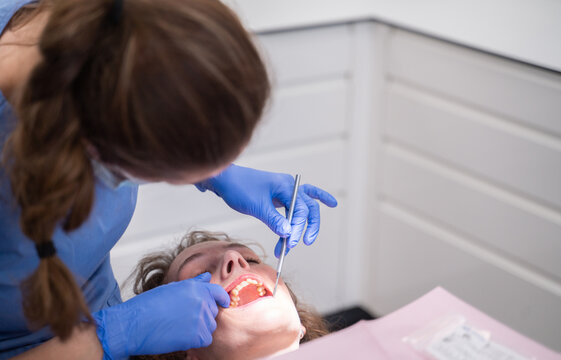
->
xmin=109 ymin=0 xmax=124 ymax=25
xmin=35 ymin=241 xmax=56 ymax=259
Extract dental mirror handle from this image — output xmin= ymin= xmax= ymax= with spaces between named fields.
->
xmin=273 ymin=174 xmax=301 ymax=296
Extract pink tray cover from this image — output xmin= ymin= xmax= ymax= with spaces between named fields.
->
xmin=272 ymin=287 xmax=561 ymax=359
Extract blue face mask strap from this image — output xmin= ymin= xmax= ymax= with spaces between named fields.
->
xmin=90 ymin=158 xmax=148 ymax=189
xmin=90 ymin=158 xmax=124 ymax=190
xmin=119 ymin=169 xmax=151 ymax=186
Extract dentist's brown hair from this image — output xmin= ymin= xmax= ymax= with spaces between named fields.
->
xmin=3 ymin=0 xmax=269 ymax=340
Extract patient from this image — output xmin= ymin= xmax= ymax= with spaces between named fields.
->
xmin=130 ymin=231 xmax=329 ymax=360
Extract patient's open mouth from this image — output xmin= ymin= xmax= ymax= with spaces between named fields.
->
xmin=226 ymin=274 xmax=272 ymax=308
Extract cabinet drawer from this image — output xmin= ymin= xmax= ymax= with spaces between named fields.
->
xmin=382 ymin=145 xmax=561 ymax=279
xmin=239 ymin=139 xmax=347 ymax=193
xmin=247 ymin=78 xmax=349 ymax=153
xmin=384 ymin=82 xmax=561 ymax=210
xmin=387 ymin=30 xmax=561 ymax=137
xmin=257 ymin=24 xmax=352 ymax=86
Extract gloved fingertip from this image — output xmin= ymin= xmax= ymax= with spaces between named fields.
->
xmin=269 ymin=213 xmax=291 ymax=237
xmin=199 ymin=329 xmax=213 ymax=348
xmin=325 ymin=194 xmax=338 ymax=207
xmin=193 ymin=272 xmax=212 ymax=282
xmin=303 ymin=228 xmax=319 ymax=246
xmin=277 ymin=245 xmax=291 ymax=256
xmin=303 ymin=235 xmax=317 ymax=246
xmin=219 ymin=292 xmax=231 ymax=309
xmin=208 ymin=284 xmax=230 ymax=308
xmin=287 ymin=230 xmax=302 ymax=248
xmin=281 ymin=221 xmax=291 ymax=237
xmin=216 ymin=299 xmax=229 ymax=309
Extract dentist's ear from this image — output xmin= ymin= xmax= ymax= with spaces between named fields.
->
xmin=300 ymin=325 xmax=306 ymax=341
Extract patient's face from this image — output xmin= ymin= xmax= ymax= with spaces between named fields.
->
xmin=167 ymin=240 xmax=303 ymax=360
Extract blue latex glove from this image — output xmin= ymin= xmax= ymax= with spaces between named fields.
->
xmin=93 ymin=273 xmax=229 ymax=359
xmin=196 ymin=164 xmax=338 ymax=257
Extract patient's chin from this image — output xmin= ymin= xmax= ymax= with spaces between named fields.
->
xmin=215 ymin=310 xmax=301 ymax=352
xmin=187 ymin=332 xmax=300 ymax=360
xmin=190 ymin=317 xmax=301 ymax=360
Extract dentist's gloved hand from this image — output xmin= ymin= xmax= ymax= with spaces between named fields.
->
xmin=196 ymin=164 xmax=338 ymax=257
xmin=93 ymin=272 xmax=229 ymax=360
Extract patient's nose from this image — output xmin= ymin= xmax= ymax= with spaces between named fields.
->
xmin=221 ymin=250 xmax=250 ymax=278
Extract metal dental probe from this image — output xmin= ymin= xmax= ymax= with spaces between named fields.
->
xmin=273 ymin=174 xmax=301 ymax=297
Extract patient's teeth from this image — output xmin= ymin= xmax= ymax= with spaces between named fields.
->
xmin=229 ymin=278 xmax=270 ymax=302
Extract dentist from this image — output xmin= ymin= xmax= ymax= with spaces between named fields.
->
xmin=0 ymin=0 xmax=337 ymax=359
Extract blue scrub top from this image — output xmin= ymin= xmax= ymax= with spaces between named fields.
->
xmin=0 ymin=1 xmax=138 ymax=357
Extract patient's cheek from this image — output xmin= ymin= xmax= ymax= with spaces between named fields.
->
xmin=176 ymin=267 xmax=200 ymax=282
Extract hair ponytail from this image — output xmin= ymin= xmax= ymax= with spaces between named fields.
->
xmin=3 ymin=0 xmax=118 ymax=339
xmin=6 ymin=92 xmax=96 ymax=339
xmin=5 ymin=72 xmax=96 ymax=339
xmin=4 ymin=0 xmax=270 ymax=341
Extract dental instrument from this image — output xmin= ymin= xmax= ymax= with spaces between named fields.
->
xmin=273 ymin=174 xmax=301 ymax=297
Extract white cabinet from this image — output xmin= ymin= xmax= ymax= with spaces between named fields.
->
xmin=373 ymin=28 xmax=561 ymax=351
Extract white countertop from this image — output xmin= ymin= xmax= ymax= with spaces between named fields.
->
xmin=225 ymin=0 xmax=561 ymax=73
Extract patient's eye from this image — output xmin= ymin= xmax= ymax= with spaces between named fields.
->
xmin=245 ymin=257 xmax=260 ymax=264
